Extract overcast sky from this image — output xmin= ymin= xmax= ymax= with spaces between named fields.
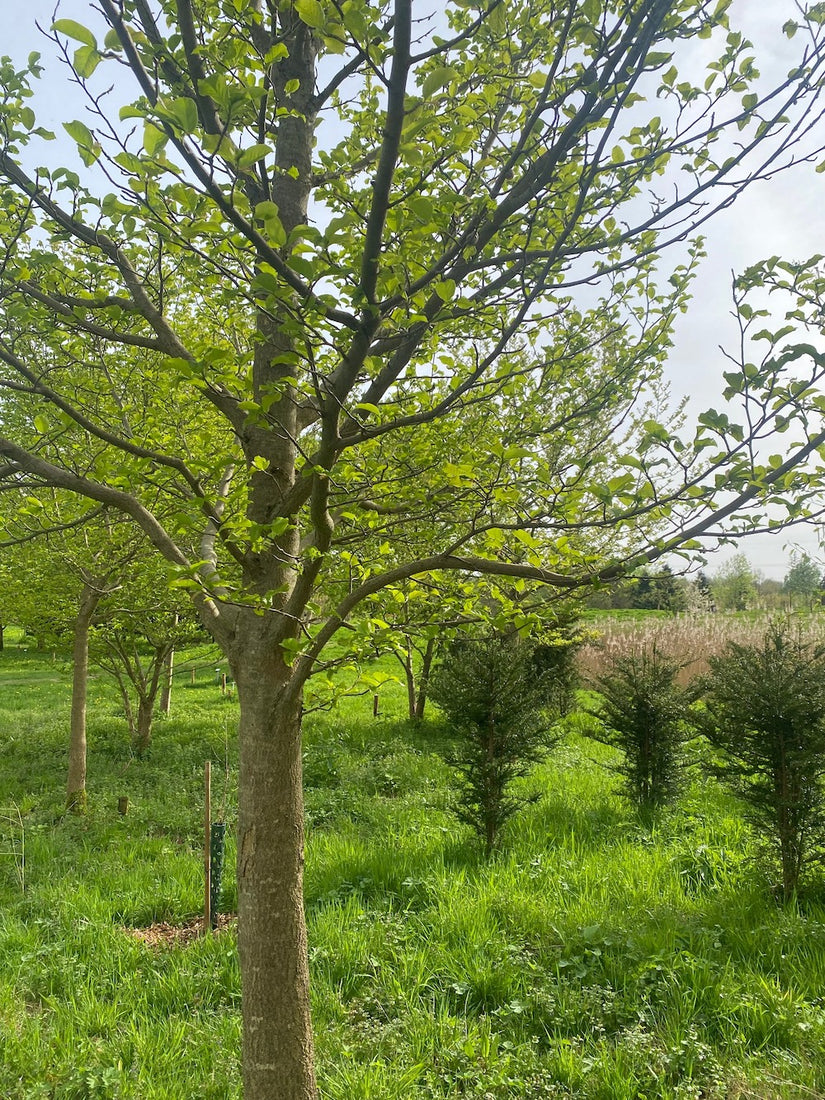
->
xmin=3 ymin=1 xmax=825 ymax=579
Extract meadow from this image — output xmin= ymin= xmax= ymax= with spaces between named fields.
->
xmin=3 ymin=617 xmax=825 ymax=1098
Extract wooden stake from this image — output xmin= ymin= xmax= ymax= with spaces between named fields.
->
xmin=204 ymin=761 xmax=212 ymax=936
xmin=373 ymin=693 xmax=379 ymax=717
xmin=191 ymin=667 xmax=196 ymax=685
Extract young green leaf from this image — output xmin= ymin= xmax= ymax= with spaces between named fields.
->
xmin=52 ymin=19 xmax=96 ymax=47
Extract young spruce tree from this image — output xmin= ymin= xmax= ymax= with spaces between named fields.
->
xmin=702 ymin=622 xmax=825 ymax=899
xmin=590 ymin=646 xmax=695 ymax=816
xmin=430 ymin=630 xmax=576 ymax=855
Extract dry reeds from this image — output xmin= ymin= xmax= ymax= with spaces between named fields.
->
xmin=578 ymin=613 xmax=825 ymax=687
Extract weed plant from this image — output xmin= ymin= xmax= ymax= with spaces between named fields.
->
xmin=2 ymin=635 xmax=825 ymax=1097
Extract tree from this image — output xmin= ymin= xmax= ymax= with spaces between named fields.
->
xmin=93 ymin=602 xmax=198 ymax=754
xmin=701 ymin=622 xmax=825 ymax=899
xmin=2 ymin=3 xmax=825 ymax=1095
xmin=0 ymin=505 xmax=114 ymax=810
xmin=711 ymin=552 xmax=758 ymax=611
xmin=783 ymin=554 xmax=821 ymax=609
xmin=632 ymin=564 xmax=689 ymax=612
xmin=429 ymin=629 xmax=571 ymax=854
xmin=0 ymin=500 xmax=188 ymax=803
xmin=589 ymin=645 xmax=696 ymax=815
xmin=693 ymin=570 xmax=715 ymax=611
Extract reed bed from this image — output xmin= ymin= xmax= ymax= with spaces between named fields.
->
xmin=578 ymin=612 xmax=825 ymax=686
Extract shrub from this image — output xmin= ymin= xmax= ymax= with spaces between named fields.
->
xmin=700 ymin=621 xmax=825 ymax=899
xmin=589 ymin=645 xmax=696 ymax=815
xmin=429 ymin=630 xmax=572 ymax=855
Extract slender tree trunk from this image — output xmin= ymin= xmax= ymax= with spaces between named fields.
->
xmin=231 ymin=625 xmax=317 ymax=1100
xmin=403 ymin=639 xmax=417 ymax=720
xmin=415 ymin=636 xmax=436 ymax=721
xmin=0 ymin=622 xmax=4 ymax=651
xmin=160 ymin=646 xmax=174 ymax=715
xmin=67 ymin=584 xmax=101 ymax=812
xmin=133 ymin=696 xmax=154 ymax=754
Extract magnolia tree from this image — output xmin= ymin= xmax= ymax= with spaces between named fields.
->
xmin=2 ymin=2 xmax=825 ymax=1095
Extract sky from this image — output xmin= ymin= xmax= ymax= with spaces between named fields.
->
xmin=2 ymin=0 xmax=825 ymax=580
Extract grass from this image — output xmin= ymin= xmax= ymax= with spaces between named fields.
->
xmin=3 ymin=624 xmax=825 ymax=1097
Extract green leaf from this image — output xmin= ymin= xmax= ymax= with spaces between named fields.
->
xmin=295 ymin=0 xmax=325 ymax=29
xmin=62 ymin=119 xmax=100 ymax=164
xmin=254 ymin=201 xmax=286 ymax=246
xmin=255 ymin=201 xmax=280 ymax=221
xmin=434 ymin=280 xmax=456 ymax=302
xmin=143 ymin=123 xmax=167 ymax=156
xmin=422 ymin=66 xmax=452 ymax=97
xmin=73 ymin=45 xmax=102 ymax=78
xmin=170 ymin=97 xmax=198 ymax=133
xmin=33 ymin=414 xmax=49 ymax=434
xmin=284 ymin=78 xmax=300 ymax=95
xmin=119 ymin=104 xmax=146 ymax=121
xmin=238 ymin=143 xmax=270 ymax=169
xmin=63 ymin=119 xmax=95 ymax=148
xmin=52 ymin=19 xmax=96 ymax=47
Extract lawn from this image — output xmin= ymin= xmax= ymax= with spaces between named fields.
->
xmin=2 ymin=629 xmax=825 ymax=1098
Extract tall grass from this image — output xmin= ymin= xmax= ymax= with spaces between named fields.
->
xmin=579 ymin=611 xmax=825 ymax=685
xmin=2 ymin=630 xmax=825 ymax=1097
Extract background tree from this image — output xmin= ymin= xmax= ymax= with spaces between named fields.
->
xmin=701 ymin=623 xmax=825 ymax=899
xmin=692 ymin=570 xmax=715 ymax=611
xmin=633 ymin=565 xmax=690 ymax=612
xmin=783 ymin=554 xmax=821 ymax=609
xmin=711 ymin=553 xmax=759 ymax=611
xmin=2 ymin=3 xmax=825 ymax=1096
xmin=92 ymin=596 xmax=199 ymax=754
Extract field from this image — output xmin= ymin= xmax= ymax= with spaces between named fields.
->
xmin=3 ymin=618 xmax=825 ymax=1098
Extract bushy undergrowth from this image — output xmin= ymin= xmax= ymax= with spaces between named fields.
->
xmin=2 ymin=633 xmax=825 ymax=1098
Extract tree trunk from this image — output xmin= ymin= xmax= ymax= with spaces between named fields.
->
xmin=0 ymin=622 xmax=4 ymax=651
xmin=403 ymin=640 xmax=417 ymax=720
xmin=160 ymin=646 xmax=174 ymax=715
xmin=132 ymin=696 xmax=154 ymax=755
xmin=415 ymin=636 xmax=436 ymax=721
xmin=231 ymin=631 xmax=317 ymax=1100
xmin=67 ymin=584 xmax=101 ymax=812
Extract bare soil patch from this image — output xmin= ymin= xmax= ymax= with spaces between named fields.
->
xmin=125 ymin=913 xmax=236 ymax=948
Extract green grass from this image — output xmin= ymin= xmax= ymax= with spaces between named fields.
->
xmin=3 ymin=644 xmax=825 ymax=1097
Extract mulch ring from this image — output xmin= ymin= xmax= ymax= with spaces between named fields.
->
xmin=125 ymin=913 xmax=236 ymax=948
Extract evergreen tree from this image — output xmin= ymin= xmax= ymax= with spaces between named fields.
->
xmin=701 ymin=623 xmax=825 ymax=899
xmin=430 ymin=631 xmax=574 ymax=855
xmin=589 ymin=646 xmax=696 ymax=815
